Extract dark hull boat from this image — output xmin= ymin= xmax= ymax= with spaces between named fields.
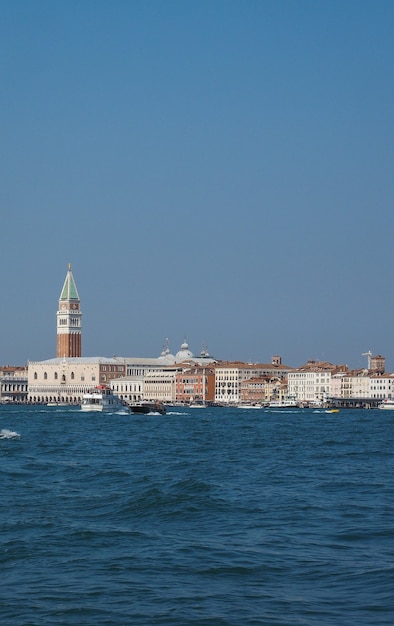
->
xmin=130 ymin=401 xmax=166 ymax=415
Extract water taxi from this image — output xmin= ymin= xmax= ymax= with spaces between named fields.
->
xmin=80 ymin=386 xmax=126 ymax=412
xmin=130 ymin=401 xmax=166 ymax=415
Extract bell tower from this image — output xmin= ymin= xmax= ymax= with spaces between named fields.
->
xmin=56 ymin=264 xmax=82 ymax=358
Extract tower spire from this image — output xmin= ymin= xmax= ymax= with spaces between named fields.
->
xmin=56 ymin=265 xmax=82 ymax=358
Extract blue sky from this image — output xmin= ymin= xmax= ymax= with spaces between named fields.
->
xmin=1 ymin=0 xmax=393 ymax=369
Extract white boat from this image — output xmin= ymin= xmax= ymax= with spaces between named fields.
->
xmin=378 ymin=399 xmax=394 ymax=410
xmin=268 ymin=397 xmax=298 ymax=408
xmin=237 ymin=403 xmax=262 ymax=409
xmin=81 ymin=386 xmax=127 ymax=412
xmin=189 ymin=402 xmax=208 ymax=408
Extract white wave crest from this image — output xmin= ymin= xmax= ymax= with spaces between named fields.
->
xmin=0 ymin=429 xmax=20 ymax=439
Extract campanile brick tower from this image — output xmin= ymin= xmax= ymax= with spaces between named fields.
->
xmin=56 ymin=264 xmax=82 ymax=357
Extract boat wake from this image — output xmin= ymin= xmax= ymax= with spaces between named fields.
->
xmin=0 ymin=429 xmax=20 ymax=439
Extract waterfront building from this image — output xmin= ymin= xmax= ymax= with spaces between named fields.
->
xmin=369 ymin=373 xmax=394 ymax=400
xmin=330 ymin=372 xmax=347 ymax=398
xmin=239 ymin=376 xmax=272 ymax=405
xmin=328 ymin=369 xmax=393 ymax=408
xmin=111 ymin=368 xmax=177 ymax=404
xmin=176 ymin=366 xmax=215 ymax=404
xmin=56 ymin=264 xmax=82 ymax=358
xmin=143 ymin=370 xmax=177 ymax=403
xmin=117 ymin=341 xmax=216 ymax=404
xmin=28 ymin=357 xmax=126 ymax=404
xmin=110 ymin=376 xmax=144 ymax=404
xmin=265 ymin=378 xmax=291 ymax=405
xmin=338 ymin=370 xmax=371 ymax=400
xmin=0 ymin=366 xmax=28 ymax=403
xmin=214 ymin=358 xmax=293 ymax=405
xmin=288 ymin=360 xmax=347 ymax=405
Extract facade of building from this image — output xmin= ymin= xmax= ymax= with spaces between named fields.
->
xmin=369 ymin=374 xmax=394 ymax=400
xmin=28 ymin=357 xmax=126 ymax=404
xmin=143 ymin=370 xmax=177 ymax=403
xmin=214 ymin=359 xmax=293 ymax=404
xmin=0 ymin=366 xmax=28 ymax=403
xmin=239 ymin=376 xmax=271 ymax=404
xmin=56 ymin=264 xmax=82 ymax=358
xmin=338 ymin=371 xmax=371 ymax=399
xmin=110 ymin=377 xmax=144 ymax=403
xmin=288 ymin=361 xmax=347 ymax=405
xmin=176 ymin=366 xmax=215 ymax=404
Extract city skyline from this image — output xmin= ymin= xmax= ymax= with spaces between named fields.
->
xmin=1 ymin=1 xmax=393 ymax=369
xmin=0 ymin=262 xmax=390 ymax=374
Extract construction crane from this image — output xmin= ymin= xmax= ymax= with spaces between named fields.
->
xmin=362 ymin=351 xmax=372 ymax=370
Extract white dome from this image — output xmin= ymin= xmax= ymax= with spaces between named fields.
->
xmin=175 ymin=340 xmax=193 ymax=363
xmin=158 ymin=340 xmax=175 ymax=364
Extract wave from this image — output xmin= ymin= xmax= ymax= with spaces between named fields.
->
xmin=0 ymin=428 xmax=20 ymax=439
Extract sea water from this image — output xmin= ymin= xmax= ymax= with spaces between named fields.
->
xmin=1 ymin=405 xmax=393 ymax=625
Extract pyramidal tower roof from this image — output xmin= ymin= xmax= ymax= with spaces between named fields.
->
xmin=59 ymin=263 xmax=80 ymax=301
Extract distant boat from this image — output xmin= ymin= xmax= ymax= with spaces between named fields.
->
xmin=189 ymin=402 xmax=208 ymax=408
xmin=80 ymin=386 xmax=126 ymax=413
xmin=236 ymin=403 xmax=262 ymax=409
xmin=378 ymin=399 xmax=394 ymax=410
xmin=268 ymin=397 xmax=298 ymax=408
xmin=130 ymin=401 xmax=166 ymax=415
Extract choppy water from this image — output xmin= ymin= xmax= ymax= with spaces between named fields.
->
xmin=1 ymin=405 xmax=393 ymax=625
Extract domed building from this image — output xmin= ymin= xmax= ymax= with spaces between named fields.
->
xmin=175 ymin=340 xmax=194 ymax=363
xmin=158 ymin=339 xmax=176 ymax=365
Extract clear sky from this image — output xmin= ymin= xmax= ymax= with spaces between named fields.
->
xmin=1 ymin=0 xmax=393 ymax=369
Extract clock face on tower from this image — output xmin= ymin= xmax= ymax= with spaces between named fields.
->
xmin=61 ymin=304 xmax=66 ymax=310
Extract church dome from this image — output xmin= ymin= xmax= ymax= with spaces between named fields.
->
xmin=158 ymin=339 xmax=175 ymax=364
xmin=175 ymin=340 xmax=194 ymax=363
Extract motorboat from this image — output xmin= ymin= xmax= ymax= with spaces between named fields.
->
xmin=130 ymin=400 xmax=166 ymax=415
xmin=80 ymin=385 xmax=126 ymax=412
xmin=189 ymin=400 xmax=208 ymax=408
xmin=378 ymin=399 xmax=394 ymax=410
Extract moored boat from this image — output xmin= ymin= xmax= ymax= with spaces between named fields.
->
xmin=80 ymin=385 xmax=126 ymax=412
xmin=268 ymin=397 xmax=298 ymax=408
xmin=378 ymin=399 xmax=394 ymax=410
xmin=236 ymin=403 xmax=262 ymax=409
